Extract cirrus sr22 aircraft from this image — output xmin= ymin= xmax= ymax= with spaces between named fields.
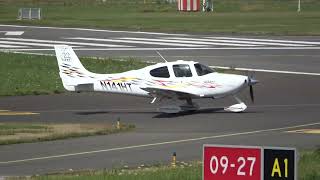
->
xmin=54 ymin=45 xmax=258 ymax=113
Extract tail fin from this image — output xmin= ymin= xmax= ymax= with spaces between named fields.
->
xmin=54 ymin=45 xmax=94 ymax=91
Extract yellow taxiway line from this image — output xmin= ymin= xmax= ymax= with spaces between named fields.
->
xmin=287 ymin=129 xmax=320 ymax=134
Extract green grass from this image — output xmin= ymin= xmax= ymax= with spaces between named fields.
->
xmin=0 ymin=52 xmax=147 ymax=96
xmin=11 ymin=162 xmax=202 ymax=180
xmin=8 ymin=150 xmax=320 ymax=180
xmin=0 ymin=122 xmax=135 ymax=145
xmin=0 ymin=123 xmax=47 ymax=130
xmin=0 ymin=0 xmax=320 ymax=35
xmin=0 ymin=123 xmax=50 ymax=135
xmin=299 ymin=149 xmax=320 ymax=180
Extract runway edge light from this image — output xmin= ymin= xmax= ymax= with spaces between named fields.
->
xmin=172 ymin=152 xmax=177 ymax=168
xmin=203 ymin=144 xmax=297 ymax=180
xmin=116 ymin=117 xmax=121 ymax=130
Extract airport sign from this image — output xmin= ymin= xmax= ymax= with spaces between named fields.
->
xmin=203 ymin=145 xmax=297 ymax=180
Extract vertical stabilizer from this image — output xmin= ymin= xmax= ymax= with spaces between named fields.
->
xmin=54 ymin=45 xmax=94 ymax=91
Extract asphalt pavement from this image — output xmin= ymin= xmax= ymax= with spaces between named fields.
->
xmin=0 ymin=72 xmax=319 ymax=176
xmin=0 ymin=25 xmax=319 ymax=176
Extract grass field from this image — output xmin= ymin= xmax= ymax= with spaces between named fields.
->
xmin=299 ymin=149 xmax=320 ymax=180
xmin=0 ymin=0 xmax=320 ymax=35
xmin=0 ymin=122 xmax=135 ymax=145
xmin=0 ymin=52 xmax=147 ymax=96
xmin=7 ymin=150 xmax=320 ymax=180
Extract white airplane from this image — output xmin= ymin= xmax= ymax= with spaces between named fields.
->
xmin=54 ymin=45 xmax=258 ymax=113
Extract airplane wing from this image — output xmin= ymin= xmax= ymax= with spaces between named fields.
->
xmin=141 ymin=87 xmax=201 ymax=100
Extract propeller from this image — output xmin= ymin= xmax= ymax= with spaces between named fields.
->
xmin=247 ymin=73 xmax=259 ymax=103
xmin=249 ymin=84 xmax=254 ymax=103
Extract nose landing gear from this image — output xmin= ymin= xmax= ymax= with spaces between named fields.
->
xmin=224 ymin=96 xmax=247 ymax=113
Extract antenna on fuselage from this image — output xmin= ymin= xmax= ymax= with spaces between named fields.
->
xmin=156 ymin=51 xmax=168 ymax=62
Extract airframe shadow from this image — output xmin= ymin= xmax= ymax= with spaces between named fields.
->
xmin=76 ymin=111 xmax=110 ymax=115
xmin=153 ymin=107 xmax=224 ymax=118
xmin=75 ymin=111 xmax=157 ymax=115
xmin=75 ymin=107 xmax=259 ymax=117
xmin=153 ymin=107 xmax=260 ymax=118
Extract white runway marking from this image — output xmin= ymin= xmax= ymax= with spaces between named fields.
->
xmin=0 ymin=122 xmax=319 ymax=164
xmin=210 ymin=66 xmax=320 ymax=76
xmin=121 ymin=37 xmax=258 ymax=47
xmin=0 ymin=31 xmax=24 ymax=36
xmin=0 ymin=24 xmax=188 ymax=36
xmin=4 ymin=46 xmax=320 ymax=52
xmin=166 ymin=37 xmax=312 ymax=47
xmin=250 ymin=103 xmax=320 ymax=108
xmin=0 ymin=40 xmax=57 ymax=47
xmin=73 ymin=46 xmax=320 ymax=50
xmin=109 ymin=54 xmax=320 ymax=58
xmin=5 ymin=51 xmax=55 ymax=56
xmin=67 ymin=37 xmax=206 ymax=47
xmin=208 ymin=37 xmax=320 ymax=46
xmin=0 ymin=44 xmax=27 ymax=48
xmin=0 ymin=38 xmax=132 ymax=48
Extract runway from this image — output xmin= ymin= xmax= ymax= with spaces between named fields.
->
xmin=1 ymin=24 xmax=320 ymax=73
xmin=0 ymin=25 xmax=319 ymax=176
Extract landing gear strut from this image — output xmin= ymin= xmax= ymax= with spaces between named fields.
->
xmin=158 ymin=98 xmax=199 ymax=114
xmin=180 ymin=98 xmax=200 ymax=112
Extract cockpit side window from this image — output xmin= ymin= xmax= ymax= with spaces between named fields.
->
xmin=173 ymin=64 xmax=192 ymax=77
xmin=194 ymin=63 xmax=215 ymax=76
xmin=150 ymin=66 xmax=170 ymax=78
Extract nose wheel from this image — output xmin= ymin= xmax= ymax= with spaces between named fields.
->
xmin=224 ymin=96 xmax=247 ymax=113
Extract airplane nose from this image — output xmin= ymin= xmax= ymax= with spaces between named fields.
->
xmin=246 ymin=75 xmax=259 ymax=103
xmin=228 ymin=75 xmax=248 ymax=89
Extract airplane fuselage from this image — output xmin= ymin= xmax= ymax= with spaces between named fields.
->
xmin=70 ymin=62 xmax=248 ymax=100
